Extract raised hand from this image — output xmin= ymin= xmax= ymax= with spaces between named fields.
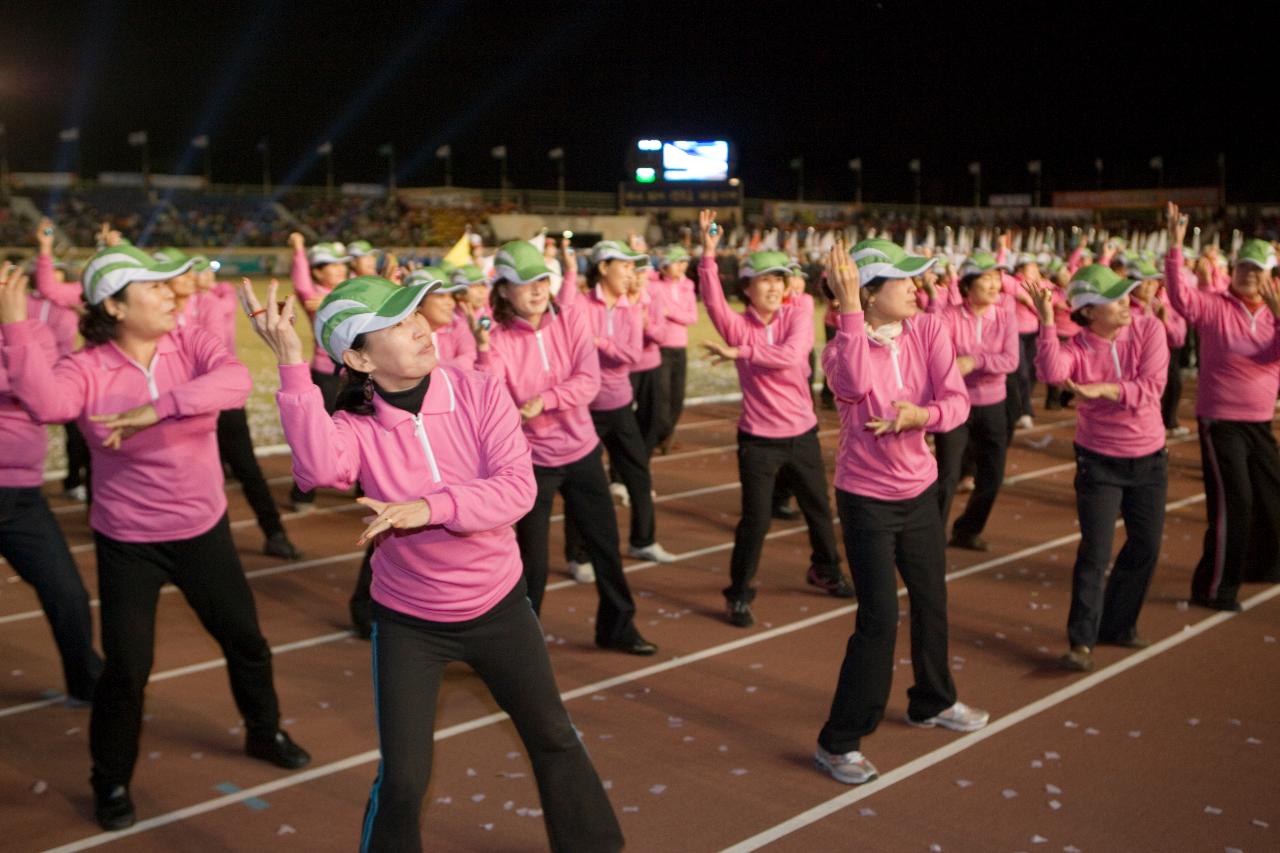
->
xmin=699 ymin=208 xmax=721 ymax=254
xmin=239 ymin=278 xmax=305 ymax=365
xmin=1259 ymin=275 xmax=1280 ymax=319
xmin=824 ymin=236 xmax=863 ymax=314
xmin=288 ymin=232 xmax=306 ymax=252
xmin=0 ymin=263 xmax=30 ymax=324
xmin=91 ymin=403 xmax=159 ymax=449
xmin=1167 ymin=201 xmax=1188 ymax=249
xmin=1022 ymin=279 xmax=1055 ymax=326
xmin=35 ymin=218 xmax=55 ymax=254
xmin=355 ymin=497 xmax=432 ymax=545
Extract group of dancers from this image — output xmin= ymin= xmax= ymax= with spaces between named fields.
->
xmin=2 ymin=200 xmax=1278 ymax=851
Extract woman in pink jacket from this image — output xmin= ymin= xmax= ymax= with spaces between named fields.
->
xmin=0 ymin=263 xmax=101 ymax=705
xmin=1027 ymin=265 xmax=1170 ymax=672
xmin=0 ymin=246 xmax=309 ymax=832
xmin=242 ymin=275 xmax=623 ymax=853
xmin=698 ymin=210 xmax=853 ymax=629
xmin=652 ymin=246 xmax=698 ymax=454
xmin=1125 ymin=257 xmax=1189 ymax=436
xmin=815 ymin=237 xmax=987 ymax=786
xmin=1165 ymin=203 xmax=1280 ymax=611
xmin=476 ymin=240 xmax=657 ymax=656
xmin=924 ymin=253 xmax=1020 ymax=550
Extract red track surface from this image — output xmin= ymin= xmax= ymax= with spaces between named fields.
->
xmin=1 ymin=393 xmax=1277 ymax=852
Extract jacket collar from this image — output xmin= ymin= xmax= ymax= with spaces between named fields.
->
xmin=98 ymin=333 xmax=177 ymax=371
xmin=372 ymin=367 xmax=457 ymax=430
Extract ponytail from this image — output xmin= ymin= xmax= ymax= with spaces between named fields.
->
xmin=332 ymin=333 xmax=375 ymax=416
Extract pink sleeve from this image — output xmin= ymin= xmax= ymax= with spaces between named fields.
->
xmin=1067 ymin=246 xmax=1087 ymax=274
xmin=424 ymin=376 xmax=537 ymax=532
xmin=697 ymin=257 xmax=747 ymax=344
xmin=666 ymin=278 xmax=699 ymax=327
xmin=1162 ymin=304 xmax=1187 ymax=349
xmin=597 ymin=302 xmax=643 ymax=367
xmin=1115 ymin=318 xmax=1169 ymax=411
xmin=275 ymin=363 xmax=362 ymax=492
xmin=0 ymin=319 xmax=58 ymax=396
xmin=643 ymin=288 xmax=670 ymax=345
xmin=1163 ymin=249 xmax=1208 ymax=325
xmin=972 ymin=300 xmax=1020 ymax=375
xmin=0 ymin=320 xmax=88 ymax=423
xmin=1034 ymin=324 xmax=1074 ymax=385
xmin=738 ymin=299 xmax=814 ymax=369
xmin=46 ymin=304 xmax=78 ymax=357
xmin=556 ymin=263 xmax=580 ymax=308
xmin=290 ymin=248 xmax=318 ymax=302
xmin=922 ymin=317 xmax=970 ymax=432
xmin=541 ymin=309 xmax=602 ymax=412
xmin=152 ymin=328 xmax=251 ymax=420
xmin=36 ymin=254 xmax=84 ymax=309
xmin=822 ymin=312 xmax=873 ymax=401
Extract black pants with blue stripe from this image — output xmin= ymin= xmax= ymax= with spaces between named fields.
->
xmin=361 ymin=581 xmax=623 ymax=853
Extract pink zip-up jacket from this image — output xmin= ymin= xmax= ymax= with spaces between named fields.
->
xmin=1165 ymin=247 xmax=1280 ymax=421
xmin=1035 ymin=313 xmax=1168 ymax=458
xmin=699 ymin=257 xmax=817 ymax=438
xmin=633 ymin=285 xmax=668 ymax=372
xmin=277 ymin=363 xmax=535 ymax=622
xmin=1001 ymin=272 xmax=1041 ymax=334
xmin=915 ymin=279 xmax=962 ymax=313
xmin=431 ymin=314 xmax=477 ymax=370
xmin=0 ymin=309 xmax=59 ymax=487
xmin=926 ymin=296 xmax=1019 ymax=407
xmin=557 ymin=278 xmax=641 ymax=411
xmin=1 ymin=322 xmax=250 ymax=541
xmin=290 ymin=247 xmax=338 ymax=376
xmin=476 ymin=303 xmax=602 ymax=468
xmin=1129 ymin=297 xmax=1187 ymax=350
xmin=823 ymin=311 xmax=970 ymax=501
xmin=1049 ymin=285 xmax=1081 ymax=339
xmin=197 ymin=282 xmax=239 ymax=355
xmin=35 ymin=254 xmax=84 ymax=309
xmin=651 ymin=273 xmax=698 ymax=348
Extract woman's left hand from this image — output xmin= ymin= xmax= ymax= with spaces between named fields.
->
xmin=1064 ymin=379 xmax=1120 ymax=401
xmin=702 ymin=340 xmax=739 ymax=365
xmin=865 ymin=400 xmax=929 ymax=435
xmin=91 ymin=403 xmax=159 ymax=449
xmin=356 ymin=497 xmax=432 ymax=545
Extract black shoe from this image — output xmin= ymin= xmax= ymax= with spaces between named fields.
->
xmin=246 ymin=730 xmax=311 ymax=770
xmin=772 ymin=503 xmax=800 ymax=520
xmin=1097 ymin=634 xmax=1152 ymax=649
xmin=1189 ymin=596 xmax=1242 ymax=613
xmin=727 ymin=599 xmax=755 ymax=628
xmin=93 ymin=783 xmax=135 ymax=831
xmin=263 ymin=532 xmax=302 ymax=560
xmin=806 ymin=567 xmax=856 ymax=599
xmin=596 ymin=636 xmax=659 ymax=656
xmin=948 ymin=533 xmax=989 ymax=552
xmin=351 ymin=615 xmax=373 ymax=640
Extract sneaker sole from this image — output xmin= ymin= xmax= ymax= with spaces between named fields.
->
xmin=813 ymin=755 xmax=877 ymax=785
xmin=905 ymin=716 xmax=989 ymax=733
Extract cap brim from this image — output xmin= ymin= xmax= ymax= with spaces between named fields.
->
xmin=311 ymin=255 xmax=353 ymax=266
xmin=363 ymin=282 xmax=431 ymax=336
xmin=494 ymin=266 xmax=552 ymax=285
xmin=1237 ymin=258 xmax=1276 ymax=270
xmin=741 ymin=265 xmax=792 ymax=279
xmin=1070 ymin=278 xmax=1140 ymax=309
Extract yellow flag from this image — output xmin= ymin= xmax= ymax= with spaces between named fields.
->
xmin=442 ymin=232 xmax=472 ymax=268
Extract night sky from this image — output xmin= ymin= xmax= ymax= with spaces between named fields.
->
xmin=3 ymin=0 xmax=1277 ymax=204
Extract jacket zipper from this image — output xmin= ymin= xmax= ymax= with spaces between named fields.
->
xmin=889 ymin=343 xmax=903 ymax=390
xmin=411 ymin=414 xmax=442 ymax=483
xmin=1109 ymin=342 xmax=1122 ymax=380
xmin=534 ymin=330 xmax=550 ymax=371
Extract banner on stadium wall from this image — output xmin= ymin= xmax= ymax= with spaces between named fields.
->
xmin=988 ymin=194 xmax=1033 ymax=207
xmin=1051 ymin=187 xmax=1218 ymax=210
xmin=619 ymin=182 xmax=743 ymax=208
xmin=98 ymin=172 xmax=147 ymax=187
xmin=398 ymin=186 xmax=487 ymax=208
xmin=489 ymin=214 xmax=649 ymax=243
xmin=150 ymin=174 xmax=207 ymax=190
xmin=7 ymin=172 xmax=78 ymax=189
xmin=340 ymin=183 xmax=387 ymax=198
xmin=762 ymin=201 xmax=860 ymax=223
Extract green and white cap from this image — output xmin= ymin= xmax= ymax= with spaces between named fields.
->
xmin=1067 ymin=264 xmax=1139 ymax=309
xmin=450 ymin=263 xmax=490 ymax=288
xmin=959 ymin=251 xmax=999 ymax=278
xmin=1236 ymin=239 xmax=1277 ymax=271
xmin=740 ymin=250 xmax=794 ymax=279
xmin=346 ymin=240 xmax=377 ymax=258
xmin=590 ymin=240 xmax=649 ymax=267
xmin=189 ymin=254 xmax=212 ymax=272
xmin=153 ymin=247 xmax=191 ymax=266
xmin=493 ymin=240 xmax=553 ymax=285
xmin=659 ymin=245 xmax=690 ymax=266
xmin=1014 ymin=252 xmax=1039 ymax=269
xmin=850 ymin=239 xmax=935 ymax=282
xmin=1127 ymin=258 xmax=1161 ymax=280
xmin=81 ymin=244 xmax=195 ymax=305
xmin=406 ymin=265 xmax=466 ymax=294
xmin=313 ymin=275 xmax=431 ymax=363
xmin=788 ymin=259 xmax=809 ymax=279
xmin=308 ymin=242 xmax=352 ymax=266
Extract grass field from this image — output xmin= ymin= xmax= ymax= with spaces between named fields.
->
xmin=40 ymin=279 xmax=831 ymax=475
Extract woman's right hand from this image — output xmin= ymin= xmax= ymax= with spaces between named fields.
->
xmin=1022 ymin=279 xmax=1055 ymax=326
xmin=699 ymin=208 xmax=721 ymax=254
xmin=462 ymin=303 xmax=491 ymax=351
xmin=239 ymin=278 xmax=305 ymax=365
xmin=1167 ymin=201 xmax=1188 ymax=249
xmin=35 ymin=218 xmax=55 ymax=254
xmin=288 ymin=232 xmax=306 ymax=252
xmin=824 ymin=237 xmax=862 ymax=314
xmin=0 ymin=263 xmax=30 ymax=324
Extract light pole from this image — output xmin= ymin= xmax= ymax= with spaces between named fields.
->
xmin=549 ymin=147 xmax=565 ymax=211
xmin=848 ymin=158 xmax=863 ymax=206
xmin=968 ymin=161 xmax=981 ymax=208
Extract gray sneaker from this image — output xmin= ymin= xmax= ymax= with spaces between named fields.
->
xmin=907 ymin=701 xmax=990 ymax=732
xmin=814 ymin=745 xmax=879 ymax=784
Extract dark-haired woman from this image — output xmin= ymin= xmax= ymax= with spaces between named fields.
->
xmin=244 ymin=275 xmax=623 ymax=853
xmin=0 ymin=247 xmax=308 ymax=831
xmin=925 ymin=254 xmax=1020 ymax=550
xmin=476 ymin=240 xmax=657 ymax=655
xmin=815 ymin=236 xmax=986 ymax=786
xmin=697 ymin=210 xmax=853 ymax=629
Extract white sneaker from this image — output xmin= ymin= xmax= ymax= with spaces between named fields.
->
xmin=609 ymin=482 xmax=630 ymax=507
xmin=814 ymin=745 xmax=879 ymax=784
xmin=291 ymin=501 xmax=316 ymax=514
xmin=907 ymin=701 xmax=990 ymax=732
xmin=1015 ymin=415 xmax=1034 ymax=430
xmin=628 ymin=542 xmax=677 ymax=563
xmin=567 ymin=561 xmax=595 ymax=584
xmin=1166 ymin=425 xmax=1190 ymax=438
xmin=63 ymin=485 xmax=87 ymax=502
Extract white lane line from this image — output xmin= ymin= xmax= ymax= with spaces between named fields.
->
xmin=718 ymin=578 xmax=1280 ymax=853
xmin=39 ymin=491 xmax=1210 ymax=851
